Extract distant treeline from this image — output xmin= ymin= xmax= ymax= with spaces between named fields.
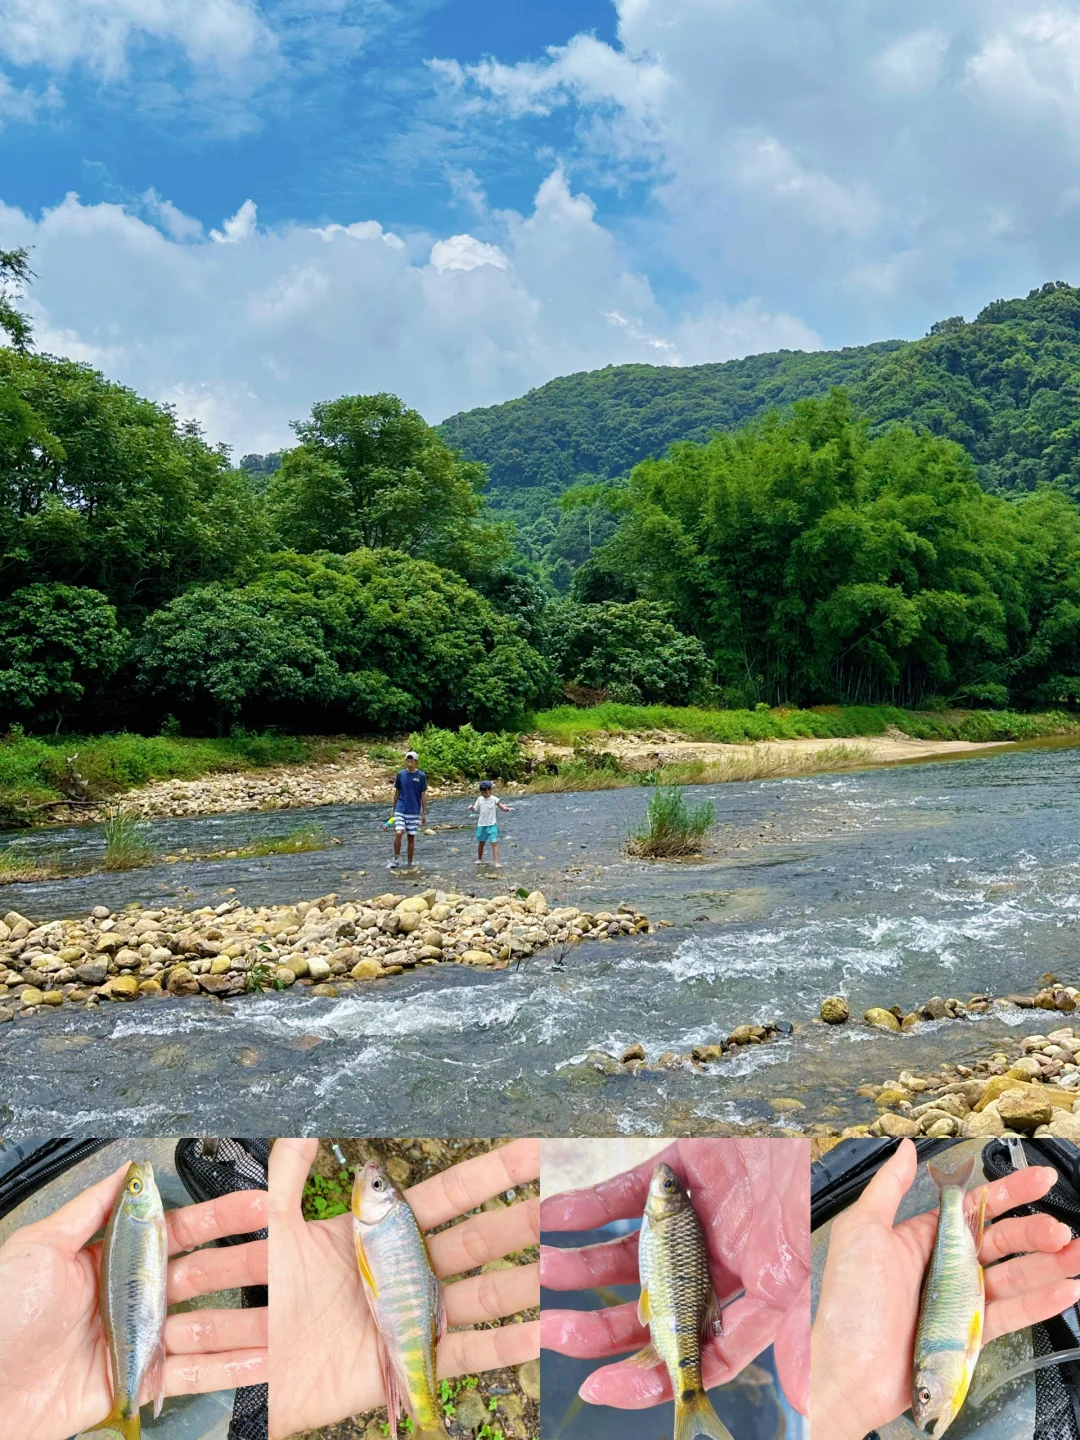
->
xmin=0 ymin=248 xmax=1078 ymax=732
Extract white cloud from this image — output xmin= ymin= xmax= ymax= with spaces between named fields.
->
xmin=0 ymin=175 xmax=818 ymax=455
xmin=141 ymin=188 xmax=203 ymax=241
xmin=872 ymin=29 xmax=949 ymax=91
xmin=429 ymin=234 xmax=509 ymax=273
xmin=0 ymin=0 xmax=276 ymax=79
xmin=210 ymin=198 xmax=258 ymax=244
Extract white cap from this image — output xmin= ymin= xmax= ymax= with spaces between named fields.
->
xmin=405 ymin=750 xmax=419 ymax=761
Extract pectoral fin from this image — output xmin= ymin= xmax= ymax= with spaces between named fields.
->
xmin=701 ymin=1286 xmax=723 ymax=1341
xmin=967 ymin=1186 xmax=988 ymax=1252
xmin=637 ymin=1286 xmax=650 ymax=1326
xmin=354 ymin=1230 xmax=378 ymax=1298
xmin=625 ymin=1343 xmax=663 ymax=1369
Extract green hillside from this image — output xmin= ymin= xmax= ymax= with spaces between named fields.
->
xmin=438 ymin=281 xmax=1080 ymax=512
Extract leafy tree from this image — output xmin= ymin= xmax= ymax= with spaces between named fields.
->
xmin=550 ymin=599 xmax=713 ymax=704
xmin=137 ymin=549 xmax=554 ymax=731
xmin=605 ymin=391 xmax=1080 ymax=708
xmin=0 ymin=248 xmax=32 ymax=350
xmin=269 ymin=393 xmax=508 ymax=579
xmin=0 ymin=584 xmax=126 ymax=725
xmin=0 ymin=348 xmax=267 ymax=609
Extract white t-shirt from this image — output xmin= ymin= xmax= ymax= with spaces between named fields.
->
xmin=473 ymin=794 xmax=499 ymax=825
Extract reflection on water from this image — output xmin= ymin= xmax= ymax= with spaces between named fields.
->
xmin=0 ymin=743 xmax=1078 ymax=1134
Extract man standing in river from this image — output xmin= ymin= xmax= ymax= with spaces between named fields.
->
xmin=389 ymin=749 xmax=427 ymax=869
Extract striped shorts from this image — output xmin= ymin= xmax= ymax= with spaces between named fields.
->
xmin=394 ymin=813 xmax=421 ymax=835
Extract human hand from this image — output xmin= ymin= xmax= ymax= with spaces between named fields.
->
xmin=811 ymin=1139 xmax=1080 ymax=1440
xmin=268 ymin=1138 xmax=541 ymax=1439
xmin=540 ymin=1138 xmax=810 ymax=1416
xmin=0 ymin=1162 xmax=269 ymax=1440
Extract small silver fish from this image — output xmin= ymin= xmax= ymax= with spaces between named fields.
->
xmin=629 ymin=1161 xmax=734 ymax=1440
xmin=353 ymin=1160 xmax=448 ymax=1440
xmin=912 ymin=1152 xmax=986 ymax=1438
xmin=78 ymin=1160 xmax=169 ymax=1440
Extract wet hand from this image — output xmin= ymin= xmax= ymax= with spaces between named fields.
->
xmin=267 ymin=1138 xmax=540 ymax=1438
xmin=811 ymin=1139 xmax=1080 ymax=1440
xmin=0 ymin=1163 xmax=268 ymax=1440
xmin=540 ymin=1138 xmax=810 ymax=1416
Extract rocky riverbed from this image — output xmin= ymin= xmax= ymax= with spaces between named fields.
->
xmin=0 ymin=888 xmax=651 ymax=1019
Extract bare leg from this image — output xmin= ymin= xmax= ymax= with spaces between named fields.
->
xmin=394 ymin=830 xmax=403 ymax=860
xmin=491 ymin=841 xmax=500 ymax=867
xmin=407 ymin=832 xmax=416 ymax=866
xmin=477 ymin=840 xmax=485 ymax=863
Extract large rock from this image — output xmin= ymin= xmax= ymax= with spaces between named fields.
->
xmin=963 ymin=1105 xmax=1006 ymax=1138
xmin=75 ymin=962 xmax=108 ymax=987
xmin=998 ymin=1090 xmax=1053 ymax=1134
xmin=166 ymin=966 xmax=200 ymax=997
xmin=461 ymin=949 xmax=495 ymax=965
xmin=921 ymin=996 xmax=948 ymax=1020
xmin=420 ymin=929 xmax=444 ymax=949
xmin=820 ymin=996 xmax=849 ymax=1024
xmin=17 ymin=986 xmax=44 ymax=1007
xmin=524 ymin=891 xmax=547 ymax=914
xmin=864 ymin=1007 xmax=901 ymax=1032
xmin=350 ymin=958 xmax=384 ymax=981
xmin=307 ymin=957 xmax=332 ymax=982
xmin=108 ymin=975 xmax=140 ymax=1001
xmin=395 ymin=896 xmax=430 ymax=914
xmin=396 ymin=911 xmax=422 ymax=934
xmin=878 ymin=1112 xmax=920 ymax=1138
xmin=975 ymin=1076 xmax=1074 ymax=1114
xmin=1047 ymin=1112 xmax=1080 ymax=1142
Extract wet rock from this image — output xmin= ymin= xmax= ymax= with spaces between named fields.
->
xmin=691 ymin=1044 xmax=725 ymax=1064
xmin=461 ymin=949 xmax=495 ymax=966
xmin=1007 ymin=1057 xmax=1044 ymax=1081
xmin=864 ymin=1007 xmax=901 ymax=1033
xmin=41 ymin=989 xmax=64 ymax=1006
xmin=921 ymin=996 xmax=948 ymax=1020
xmin=585 ymin=1050 xmax=622 ymax=1075
xmin=518 ymin=1360 xmax=541 ymax=1402
xmin=274 ymin=966 xmax=297 ymax=987
xmin=197 ymin=975 xmax=233 ymax=996
xmin=17 ymin=986 xmax=44 ymax=1007
xmin=310 ymin=983 xmax=339 ymax=998
xmin=621 ymin=1043 xmax=646 ymax=1063
xmin=307 ymin=958 xmax=332 ymax=982
xmin=138 ymin=979 xmax=162 ymax=997
xmin=975 ymin=1076 xmax=1074 ymax=1114
xmin=820 ymin=996 xmax=849 ymax=1024
xmin=75 ymin=962 xmax=108 ymax=986
xmin=771 ymin=1098 xmax=805 ymax=1113
xmin=166 ymin=966 xmax=200 ymax=997
xmin=453 ymin=1390 xmax=491 ymax=1433
xmin=108 ymin=976 xmax=140 ymax=1001
xmin=901 ymin=1012 xmax=921 ymax=1032
xmin=774 ymin=1019 xmax=794 ymax=1035
xmin=0 ymin=1006 xmax=12 ymax=1023
xmin=1007 ymin=994 xmax=1036 ymax=1008
xmin=727 ymin=1024 xmax=762 ymax=1046
xmin=875 ymin=1087 xmax=910 ymax=1109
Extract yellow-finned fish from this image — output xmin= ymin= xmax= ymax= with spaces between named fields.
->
xmin=77 ymin=1160 xmax=169 ymax=1440
xmin=912 ymin=1151 xmax=986 ymax=1438
xmin=628 ymin=1161 xmax=734 ymax=1440
xmin=353 ymin=1159 xmax=449 ymax=1440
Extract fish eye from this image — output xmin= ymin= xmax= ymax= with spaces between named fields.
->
xmin=372 ymin=1177 xmax=383 ymax=1190
xmin=129 ymin=1178 xmax=142 ymax=1195
xmin=918 ymin=1388 xmax=932 ymax=1405
xmin=664 ymin=1178 xmax=676 ymax=1192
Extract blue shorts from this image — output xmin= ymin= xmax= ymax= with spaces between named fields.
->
xmin=395 ymin=813 xmax=421 ymax=835
xmin=476 ymin=824 xmax=498 ymax=843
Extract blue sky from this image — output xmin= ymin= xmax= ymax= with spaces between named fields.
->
xmin=2 ymin=0 xmax=1080 ymax=454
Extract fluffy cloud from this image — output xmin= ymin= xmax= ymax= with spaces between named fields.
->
xmin=443 ymin=0 xmax=1080 ymax=343
xmin=0 ymin=0 xmax=276 ymax=79
xmin=1 ymin=174 xmax=816 ymax=455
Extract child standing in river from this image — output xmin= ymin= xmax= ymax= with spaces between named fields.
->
xmin=469 ymin=779 xmax=512 ymax=867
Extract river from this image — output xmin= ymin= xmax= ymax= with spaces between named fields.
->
xmin=0 ymin=739 xmax=1077 ymax=1136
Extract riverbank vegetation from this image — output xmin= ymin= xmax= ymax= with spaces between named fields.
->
xmin=1 ymin=250 xmax=1078 ymax=763
xmin=626 ymin=786 xmax=716 ymax=858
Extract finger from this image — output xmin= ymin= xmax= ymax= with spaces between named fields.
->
xmin=408 ymin=1140 xmax=540 ymax=1231
xmin=980 ymin=1166 xmax=1058 ymax=1223
xmin=774 ymin=1277 xmax=811 ymax=1417
xmin=438 ymin=1318 xmax=540 ymax=1377
xmin=541 ymin=1301 xmax=644 ymax=1359
xmin=540 ymin=1233 xmax=640 ymax=1291
xmin=852 ymin=1140 xmax=915 ymax=1229
xmin=429 ymin=1196 xmax=540 ymax=1278
xmin=986 ymin=1278 xmax=1080 ymax=1345
xmin=164 ymin=1306 xmax=268 ymax=1355
xmin=20 ymin=1163 xmax=129 ymax=1255
xmin=268 ymin=1138 xmax=318 ymax=1219
xmin=985 ymin=1238 xmax=1080 ymax=1304
xmin=164 ymin=1347 xmax=268 ymax=1398
xmin=540 ymin=1144 xmax=678 ymax=1233
xmin=167 ymin=1238 xmax=268 ymax=1304
xmin=579 ymin=1295 xmax=779 ymax=1408
xmin=167 ymin=1190 xmax=268 ymax=1255
xmin=445 ymin=1262 xmax=539 ymax=1326
xmin=981 ymin=1215 xmax=1073 ymax=1265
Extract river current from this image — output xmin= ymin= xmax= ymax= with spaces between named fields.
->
xmin=1 ymin=740 xmax=1077 ymax=1135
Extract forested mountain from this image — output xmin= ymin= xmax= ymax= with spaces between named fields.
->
xmin=439 ymin=281 xmax=1080 ymax=513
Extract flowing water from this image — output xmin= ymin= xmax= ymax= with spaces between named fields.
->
xmin=1 ymin=740 xmax=1077 ymax=1136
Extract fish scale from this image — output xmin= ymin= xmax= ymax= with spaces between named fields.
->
xmin=635 ymin=1162 xmax=734 ymax=1440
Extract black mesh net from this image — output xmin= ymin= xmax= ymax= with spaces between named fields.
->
xmin=982 ymin=1139 xmax=1080 ymax=1440
xmin=174 ymin=1139 xmax=269 ymax=1440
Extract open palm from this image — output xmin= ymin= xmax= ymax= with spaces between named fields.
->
xmin=0 ymin=1162 xmax=269 ymax=1440
xmin=540 ymin=1138 xmax=811 ymax=1416
xmin=811 ymin=1139 xmax=1080 ymax=1440
xmin=268 ymin=1137 xmax=541 ymax=1440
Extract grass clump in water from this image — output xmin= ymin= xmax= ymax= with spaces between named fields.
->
xmin=626 ymin=785 xmax=716 ymax=858
xmin=0 ymin=845 xmax=64 ymax=884
xmin=102 ymin=810 xmax=154 ymax=870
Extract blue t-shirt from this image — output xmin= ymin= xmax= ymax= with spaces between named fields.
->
xmin=395 ymin=768 xmax=427 ymax=816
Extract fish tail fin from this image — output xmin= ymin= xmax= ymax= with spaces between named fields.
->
xmin=928 ymin=1151 xmax=977 ymax=1192
xmin=674 ymin=1389 xmax=734 ymax=1440
xmin=75 ymin=1410 xmax=140 ymax=1440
